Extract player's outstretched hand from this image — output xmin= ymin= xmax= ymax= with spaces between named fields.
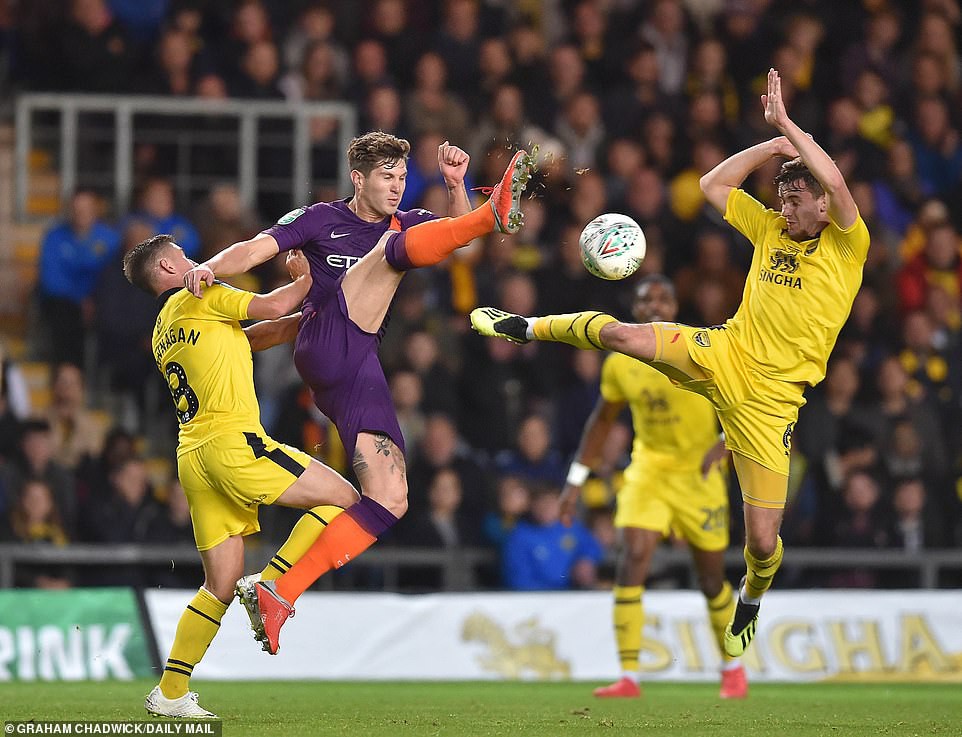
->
xmin=438 ymin=140 xmax=470 ymax=187
xmin=286 ymin=249 xmax=311 ymax=281
xmin=559 ymin=483 xmax=582 ymax=527
xmin=184 ymin=264 xmax=215 ymax=297
xmin=762 ymin=68 xmax=791 ymax=131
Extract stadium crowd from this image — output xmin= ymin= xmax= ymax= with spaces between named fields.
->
xmin=0 ymin=0 xmax=961 ymax=590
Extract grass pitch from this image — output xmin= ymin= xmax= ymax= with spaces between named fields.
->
xmin=2 ymin=680 xmax=958 ymax=736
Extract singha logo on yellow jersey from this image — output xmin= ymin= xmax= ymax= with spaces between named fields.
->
xmin=769 ymin=246 xmax=801 ymax=274
xmin=462 ymin=612 xmax=571 ymax=679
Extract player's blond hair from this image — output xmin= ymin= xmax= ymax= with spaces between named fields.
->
xmin=347 ymin=131 xmax=411 ymax=176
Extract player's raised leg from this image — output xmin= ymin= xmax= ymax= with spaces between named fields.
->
xmin=724 ymin=455 xmax=786 ymax=658
xmin=240 ymin=432 xmax=406 ymax=654
xmin=341 ymin=149 xmax=534 ymax=333
xmin=594 ymin=527 xmax=660 ymax=699
xmin=147 ymin=536 xmax=246 ymax=718
xmin=234 ymin=459 xmax=363 ymax=652
xmin=690 ymin=546 xmax=747 ymax=698
xmin=470 ymin=310 xmax=712 ymax=390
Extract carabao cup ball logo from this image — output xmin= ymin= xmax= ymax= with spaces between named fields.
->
xmin=579 ymin=213 xmax=646 ymax=280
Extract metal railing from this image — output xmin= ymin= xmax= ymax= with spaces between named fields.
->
xmin=1 ymin=544 xmax=959 ymax=591
xmin=14 ymin=93 xmax=357 ymax=218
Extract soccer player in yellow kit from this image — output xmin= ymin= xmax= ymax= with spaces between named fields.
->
xmin=124 ymin=235 xmax=360 ymax=718
xmin=471 ymin=69 xmax=869 ymax=657
xmin=562 ymin=275 xmax=746 ymax=699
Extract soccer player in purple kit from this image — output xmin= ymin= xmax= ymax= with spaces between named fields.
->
xmin=182 ymin=134 xmax=534 ymax=653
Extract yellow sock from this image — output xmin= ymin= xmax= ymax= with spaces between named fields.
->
xmin=532 ymin=311 xmax=616 ymax=351
xmin=260 ymin=505 xmax=345 ymax=581
xmin=744 ymin=536 xmax=783 ymax=600
xmin=613 ymin=585 xmax=644 ymax=673
xmin=706 ymin=581 xmax=737 ymax=661
xmin=159 ymin=587 xmax=228 ymax=699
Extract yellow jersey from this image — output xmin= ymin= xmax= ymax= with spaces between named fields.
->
xmin=152 ymin=284 xmax=257 ymax=454
xmin=601 ymin=352 xmax=720 ymax=475
xmin=723 ymin=188 xmax=870 ymax=385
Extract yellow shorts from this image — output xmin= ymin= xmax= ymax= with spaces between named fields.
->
xmin=177 ymin=430 xmax=311 ymax=551
xmin=651 ymin=322 xmax=805 ymax=508
xmin=615 ymin=464 xmax=729 ymax=552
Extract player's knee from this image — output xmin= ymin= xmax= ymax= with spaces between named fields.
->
xmin=602 ymin=322 xmax=655 ymax=361
xmin=745 ymin=532 xmax=779 ymax=561
xmin=203 ymin=570 xmax=240 ymax=604
xmin=380 ymin=478 xmax=408 ymax=518
xmin=621 ymin=542 xmax=652 ymax=573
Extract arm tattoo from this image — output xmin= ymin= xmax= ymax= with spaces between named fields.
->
xmin=374 ymin=433 xmax=392 ymax=457
xmin=353 ymin=448 xmax=369 ymax=479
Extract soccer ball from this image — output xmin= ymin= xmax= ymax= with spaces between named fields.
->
xmin=579 ymin=213 xmax=646 ymax=280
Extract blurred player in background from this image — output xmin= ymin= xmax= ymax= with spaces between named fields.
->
xmin=183 ymin=133 xmax=534 ymax=654
xmin=562 ymin=275 xmax=745 ymax=699
xmin=124 ymin=236 xmax=359 ymax=718
xmin=471 ymin=68 xmax=869 ymax=658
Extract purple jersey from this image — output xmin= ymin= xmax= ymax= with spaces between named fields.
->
xmin=264 ymin=199 xmax=435 ymax=313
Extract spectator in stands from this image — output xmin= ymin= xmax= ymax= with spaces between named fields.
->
xmin=896 ymin=220 xmax=962 ymax=314
xmin=495 ymin=414 xmax=566 ymax=488
xmin=482 ymin=474 xmax=530 ymax=549
xmin=0 ymin=478 xmax=71 ymax=588
xmin=361 ymin=83 xmax=406 ymax=138
xmin=433 ymin=0 xmax=481 ymax=94
xmin=502 ymin=484 xmax=603 ymax=591
xmin=219 ymin=0 xmax=273 ymax=84
xmin=898 ymin=310 xmax=956 ymax=422
xmin=282 ymin=4 xmax=348 ymax=87
xmin=77 ymin=426 xmax=137 ymax=509
xmin=840 ymin=7 xmax=901 ymax=94
xmin=195 ymin=183 xmax=261 ymax=263
xmin=887 ymin=477 xmax=944 ymax=552
xmin=407 ymin=413 xmax=491 ymax=522
xmin=364 ymin=0 xmax=421 ymax=89
xmin=0 ymin=420 xmax=76 ymax=538
xmin=674 ymin=229 xmax=745 ymax=322
xmin=390 ymin=370 xmax=426 ymax=452
xmin=79 ymin=456 xmax=162 ymax=584
xmin=469 ymin=83 xmax=556 ymax=163
xmin=280 ymin=40 xmax=344 ymax=103
xmin=143 ymin=479 xmax=199 ymax=588
xmin=37 ymin=189 xmax=120 ymax=365
xmin=231 ymin=39 xmax=284 ymax=99
xmin=474 ymin=37 xmax=514 ymax=116
xmin=826 ymin=470 xmax=889 ymax=552
xmin=796 ymin=356 xmax=879 ymax=497
xmin=908 ymin=97 xmax=962 ymax=196
xmin=556 ymin=90 xmax=605 ymax=171
xmin=130 ymin=178 xmax=200 ymax=258
xmin=604 ymin=42 xmax=680 ymax=139
xmin=401 ymin=330 xmax=460 ymax=420
xmin=639 ymin=0 xmax=689 ymax=95
xmin=45 ymin=362 xmax=105 ymax=474
xmin=554 ymin=350 xmax=602 ymax=460
xmin=405 ymin=52 xmax=469 ymax=145
xmin=61 ymin=0 xmax=133 ymax=92
xmin=141 ymin=28 xmax=198 ymax=96
xmin=94 ymin=218 xmax=160 ymax=410
xmin=350 ymin=39 xmax=394 ymax=108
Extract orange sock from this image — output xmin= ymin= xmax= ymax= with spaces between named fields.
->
xmin=388 ymin=202 xmax=494 ymax=268
xmin=274 ymin=513 xmax=377 ymax=603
